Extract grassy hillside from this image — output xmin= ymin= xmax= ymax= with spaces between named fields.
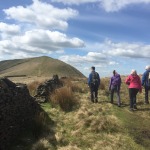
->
xmin=11 ymin=77 xmax=150 ymax=150
xmin=0 ymin=56 xmax=84 ymax=78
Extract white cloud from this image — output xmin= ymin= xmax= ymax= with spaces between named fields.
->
xmin=59 ymin=39 xmax=150 ymax=73
xmin=100 ymin=0 xmax=150 ymax=12
xmin=0 ymin=29 xmax=85 ymax=58
xmin=82 ymin=39 xmax=150 ymax=59
xmin=17 ymin=29 xmax=85 ymax=49
xmin=52 ymin=0 xmax=150 ymax=12
xmin=4 ymin=0 xmax=78 ymax=30
xmin=59 ymin=52 xmax=117 ymax=66
xmin=109 ymin=61 xmax=119 ymax=65
xmin=102 ymin=40 xmax=150 ymax=58
xmin=0 ymin=22 xmax=20 ymax=34
xmin=59 ymin=51 xmax=119 ymax=76
xmin=0 ymin=0 xmax=84 ymax=60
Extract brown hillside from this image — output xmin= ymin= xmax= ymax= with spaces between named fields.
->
xmin=0 ymin=56 xmax=84 ymax=78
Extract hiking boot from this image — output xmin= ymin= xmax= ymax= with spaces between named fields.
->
xmin=95 ymin=98 xmax=98 ymax=103
xmin=91 ymin=99 xmax=94 ymax=103
xmin=144 ymin=101 xmax=149 ymax=104
xmin=129 ymin=108 xmax=134 ymax=112
xmin=118 ymin=104 xmax=121 ymax=107
xmin=133 ymin=105 xmax=137 ymax=110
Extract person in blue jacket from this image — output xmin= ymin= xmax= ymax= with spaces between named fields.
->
xmin=88 ymin=66 xmax=100 ymax=103
xmin=142 ymin=65 xmax=150 ymax=104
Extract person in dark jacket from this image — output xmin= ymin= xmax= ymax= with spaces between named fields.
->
xmin=109 ymin=70 xmax=121 ymax=107
xmin=142 ymin=65 xmax=150 ymax=104
xmin=125 ymin=70 xmax=142 ymax=111
xmin=88 ymin=66 xmax=100 ymax=103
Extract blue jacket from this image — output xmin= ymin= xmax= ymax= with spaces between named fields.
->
xmin=88 ymin=71 xmax=100 ymax=87
xmin=142 ymin=69 xmax=150 ymax=87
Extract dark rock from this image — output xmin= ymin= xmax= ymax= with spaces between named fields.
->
xmin=0 ymin=78 xmax=40 ymax=150
xmin=34 ymin=75 xmax=63 ymax=103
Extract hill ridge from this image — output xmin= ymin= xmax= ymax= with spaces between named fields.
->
xmin=0 ymin=56 xmax=84 ymax=78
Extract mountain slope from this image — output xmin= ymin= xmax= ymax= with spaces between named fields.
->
xmin=0 ymin=56 xmax=84 ymax=78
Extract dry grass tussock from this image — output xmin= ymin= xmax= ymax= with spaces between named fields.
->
xmin=27 ymin=79 xmax=45 ymax=96
xmin=50 ymin=86 xmax=78 ymax=112
xmin=58 ymin=145 xmax=81 ymax=150
xmin=74 ymin=103 xmax=120 ymax=133
xmin=61 ymin=78 xmax=88 ymax=93
xmin=92 ymin=133 xmax=144 ymax=150
xmin=99 ymin=80 xmax=106 ymax=90
xmin=31 ymin=112 xmax=51 ymax=138
xmin=31 ymin=138 xmax=54 ymax=150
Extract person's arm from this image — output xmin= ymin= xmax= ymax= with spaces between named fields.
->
xmin=142 ymin=72 xmax=146 ymax=86
xmin=109 ymin=77 xmax=112 ymax=91
xmin=139 ymin=76 xmax=142 ymax=93
xmin=118 ymin=76 xmax=122 ymax=91
xmin=98 ymin=73 xmax=100 ymax=87
xmin=125 ymin=76 xmax=130 ymax=85
xmin=88 ymin=73 xmax=91 ymax=86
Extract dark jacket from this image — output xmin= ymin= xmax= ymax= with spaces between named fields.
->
xmin=142 ymin=69 xmax=150 ymax=87
xmin=109 ymin=74 xmax=121 ymax=90
xmin=88 ymin=71 xmax=100 ymax=87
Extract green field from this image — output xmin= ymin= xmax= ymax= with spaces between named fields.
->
xmin=10 ymin=77 xmax=150 ymax=150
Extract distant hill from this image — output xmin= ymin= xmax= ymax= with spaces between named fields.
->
xmin=0 ymin=56 xmax=85 ymax=78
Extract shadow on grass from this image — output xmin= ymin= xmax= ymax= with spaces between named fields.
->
xmin=136 ymin=108 xmax=150 ymax=111
xmin=10 ymin=106 xmax=57 ymax=150
xmin=115 ymin=107 xmax=150 ymax=149
xmin=137 ymin=101 xmax=145 ymax=105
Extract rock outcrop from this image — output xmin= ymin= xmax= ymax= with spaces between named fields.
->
xmin=34 ymin=75 xmax=63 ymax=103
xmin=0 ymin=78 xmax=40 ymax=150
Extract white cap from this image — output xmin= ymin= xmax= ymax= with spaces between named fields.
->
xmin=145 ymin=65 xmax=150 ymax=70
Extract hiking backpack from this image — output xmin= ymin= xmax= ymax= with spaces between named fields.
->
xmin=91 ymin=72 xmax=99 ymax=86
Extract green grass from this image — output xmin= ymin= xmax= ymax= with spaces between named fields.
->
xmin=11 ymin=78 xmax=150 ymax=150
xmin=114 ymin=105 xmax=150 ymax=149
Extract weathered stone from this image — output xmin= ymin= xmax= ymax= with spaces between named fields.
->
xmin=0 ymin=78 xmax=40 ymax=150
xmin=34 ymin=75 xmax=63 ymax=103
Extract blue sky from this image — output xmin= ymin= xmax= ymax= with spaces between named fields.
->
xmin=0 ymin=0 xmax=150 ymax=77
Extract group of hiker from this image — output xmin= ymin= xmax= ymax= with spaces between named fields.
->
xmin=88 ymin=66 xmax=150 ymax=111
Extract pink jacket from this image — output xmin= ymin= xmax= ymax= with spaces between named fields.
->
xmin=125 ymin=74 xmax=142 ymax=92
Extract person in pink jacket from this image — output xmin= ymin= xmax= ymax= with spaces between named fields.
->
xmin=125 ymin=70 xmax=142 ymax=111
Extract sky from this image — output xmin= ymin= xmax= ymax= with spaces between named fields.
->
xmin=0 ymin=0 xmax=150 ymax=77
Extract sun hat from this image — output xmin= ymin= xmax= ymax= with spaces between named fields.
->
xmin=145 ymin=65 xmax=150 ymax=70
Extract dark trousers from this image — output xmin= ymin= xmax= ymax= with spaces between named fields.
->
xmin=145 ymin=87 xmax=150 ymax=103
xmin=111 ymin=88 xmax=121 ymax=105
xmin=129 ymin=88 xmax=139 ymax=108
xmin=90 ymin=85 xmax=98 ymax=102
